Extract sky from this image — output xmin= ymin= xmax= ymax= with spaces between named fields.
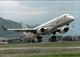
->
xmin=0 ymin=1 xmax=80 ymax=36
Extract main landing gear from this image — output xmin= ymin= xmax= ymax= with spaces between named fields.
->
xmin=67 ymin=24 xmax=69 ymax=27
xmin=67 ymin=24 xmax=69 ymax=26
xmin=37 ymin=36 xmax=42 ymax=42
xmin=49 ymin=32 xmax=56 ymax=42
xmin=51 ymin=35 xmax=56 ymax=42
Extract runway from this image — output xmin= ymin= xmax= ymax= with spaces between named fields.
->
xmin=0 ymin=47 xmax=80 ymax=50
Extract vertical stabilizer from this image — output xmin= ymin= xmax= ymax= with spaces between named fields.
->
xmin=21 ymin=21 xmax=28 ymax=34
xmin=21 ymin=21 xmax=28 ymax=29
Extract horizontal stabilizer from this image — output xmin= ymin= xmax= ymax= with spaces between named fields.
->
xmin=2 ymin=26 xmax=7 ymax=31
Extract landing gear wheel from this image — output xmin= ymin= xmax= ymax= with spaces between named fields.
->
xmin=53 ymin=32 xmax=56 ymax=35
xmin=27 ymin=38 xmax=31 ymax=43
xmin=31 ymin=39 xmax=36 ymax=43
xmin=49 ymin=36 xmax=56 ymax=42
xmin=37 ymin=36 xmax=42 ymax=42
xmin=52 ymin=36 xmax=56 ymax=42
xmin=49 ymin=32 xmax=56 ymax=42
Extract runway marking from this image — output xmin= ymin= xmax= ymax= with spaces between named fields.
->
xmin=0 ymin=47 xmax=80 ymax=50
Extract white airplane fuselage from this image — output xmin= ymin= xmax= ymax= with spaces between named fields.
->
xmin=35 ymin=14 xmax=74 ymax=35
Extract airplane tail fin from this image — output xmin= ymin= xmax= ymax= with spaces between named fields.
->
xmin=21 ymin=21 xmax=28 ymax=29
xmin=21 ymin=21 xmax=28 ymax=34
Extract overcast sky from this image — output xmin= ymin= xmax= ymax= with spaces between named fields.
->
xmin=0 ymin=1 xmax=80 ymax=35
xmin=0 ymin=1 xmax=79 ymax=24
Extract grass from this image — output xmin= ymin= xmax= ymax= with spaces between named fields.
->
xmin=31 ymin=54 xmax=80 ymax=57
xmin=0 ymin=48 xmax=80 ymax=57
xmin=0 ymin=41 xmax=80 ymax=48
xmin=0 ymin=38 xmax=8 ymax=40
xmin=0 ymin=41 xmax=80 ymax=57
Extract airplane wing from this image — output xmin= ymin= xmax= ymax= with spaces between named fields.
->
xmin=57 ymin=26 xmax=74 ymax=30
xmin=57 ymin=26 xmax=75 ymax=34
xmin=8 ymin=29 xmax=36 ymax=32
xmin=2 ymin=26 xmax=36 ymax=33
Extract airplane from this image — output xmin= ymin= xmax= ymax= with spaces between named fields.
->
xmin=10 ymin=21 xmax=37 ymax=39
xmin=2 ymin=14 xmax=75 ymax=42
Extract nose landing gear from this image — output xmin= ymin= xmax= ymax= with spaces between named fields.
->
xmin=67 ymin=24 xmax=69 ymax=27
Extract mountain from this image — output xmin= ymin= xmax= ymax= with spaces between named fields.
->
xmin=0 ymin=17 xmax=38 ymax=38
xmin=0 ymin=17 xmax=20 ymax=37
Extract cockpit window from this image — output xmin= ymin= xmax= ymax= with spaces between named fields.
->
xmin=64 ymin=15 xmax=67 ymax=17
xmin=64 ymin=14 xmax=69 ymax=17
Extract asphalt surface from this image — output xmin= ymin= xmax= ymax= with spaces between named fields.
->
xmin=0 ymin=47 xmax=80 ymax=50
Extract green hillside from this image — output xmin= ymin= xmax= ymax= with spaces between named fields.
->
xmin=0 ymin=17 xmax=21 ymax=37
xmin=0 ymin=17 xmax=39 ymax=38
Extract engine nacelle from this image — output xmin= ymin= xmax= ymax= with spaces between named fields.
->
xmin=58 ymin=27 xmax=69 ymax=34
xmin=37 ymin=28 xmax=47 ymax=35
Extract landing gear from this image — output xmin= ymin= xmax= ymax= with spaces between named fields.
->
xmin=49 ymin=35 xmax=56 ymax=42
xmin=37 ymin=36 xmax=42 ymax=42
xmin=24 ymin=38 xmax=36 ymax=43
xmin=24 ymin=38 xmax=32 ymax=43
xmin=67 ymin=24 xmax=69 ymax=26
xmin=53 ymin=32 xmax=56 ymax=35
xmin=27 ymin=38 xmax=32 ymax=43
xmin=49 ymin=32 xmax=57 ymax=42
xmin=51 ymin=36 xmax=56 ymax=42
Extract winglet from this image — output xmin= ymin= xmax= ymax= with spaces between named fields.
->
xmin=2 ymin=26 xmax=7 ymax=31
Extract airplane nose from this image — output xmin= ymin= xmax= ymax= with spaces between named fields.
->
xmin=69 ymin=16 xmax=75 ymax=21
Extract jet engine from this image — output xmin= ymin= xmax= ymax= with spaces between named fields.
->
xmin=37 ymin=28 xmax=47 ymax=35
xmin=58 ymin=27 xmax=69 ymax=34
